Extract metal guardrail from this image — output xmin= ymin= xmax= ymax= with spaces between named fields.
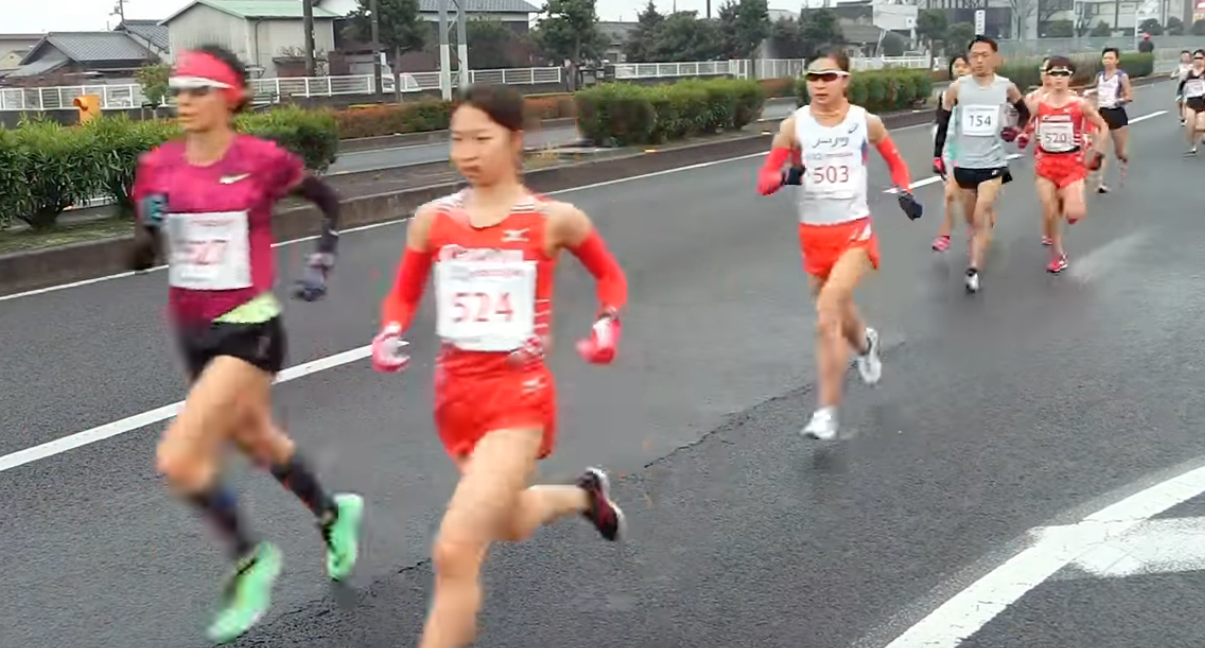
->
xmin=0 ymin=67 xmax=565 ymax=112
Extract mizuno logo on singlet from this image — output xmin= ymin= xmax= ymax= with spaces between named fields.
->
xmin=502 ymin=229 xmax=529 ymax=242
xmin=437 ymin=245 xmax=525 ymax=262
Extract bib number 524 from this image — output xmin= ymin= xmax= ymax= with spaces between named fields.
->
xmin=450 ymin=291 xmax=515 ymax=323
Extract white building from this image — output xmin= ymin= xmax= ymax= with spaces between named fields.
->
xmin=161 ymin=0 xmax=340 ymax=77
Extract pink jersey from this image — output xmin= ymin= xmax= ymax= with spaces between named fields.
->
xmin=133 ymin=135 xmax=304 ymax=322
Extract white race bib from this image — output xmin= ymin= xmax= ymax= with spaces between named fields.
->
xmin=804 ymin=158 xmax=858 ymax=198
xmin=1039 ymin=121 xmax=1076 ymax=152
xmin=165 ymin=211 xmax=252 ymax=290
xmin=1187 ymin=78 xmax=1205 ymax=98
xmin=435 ymin=259 xmax=536 ymax=352
xmin=961 ymin=105 xmax=999 ymax=136
xmin=1097 ymin=82 xmax=1118 ymax=107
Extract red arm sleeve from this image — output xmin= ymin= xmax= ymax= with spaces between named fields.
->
xmin=875 ymin=136 xmax=913 ymax=191
xmin=380 ymin=246 xmax=433 ymax=330
xmin=569 ymin=229 xmax=627 ymax=315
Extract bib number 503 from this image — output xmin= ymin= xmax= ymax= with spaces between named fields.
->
xmin=450 ymin=291 xmax=515 ymax=323
xmin=812 ymin=165 xmax=851 ymax=184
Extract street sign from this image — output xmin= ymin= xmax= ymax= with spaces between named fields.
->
xmin=974 ymin=9 xmax=985 ymax=36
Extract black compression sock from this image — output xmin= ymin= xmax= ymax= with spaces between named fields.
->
xmin=270 ymin=453 xmax=337 ymax=524
xmin=188 ymin=484 xmax=256 ymax=560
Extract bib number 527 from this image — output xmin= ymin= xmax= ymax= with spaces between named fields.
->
xmin=181 ymin=240 xmax=228 ymax=266
xmin=450 ymin=291 xmax=515 ymax=323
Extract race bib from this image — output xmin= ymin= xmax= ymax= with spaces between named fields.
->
xmin=1187 ymin=78 xmax=1205 ymax=98
xmin=961 ymin=105 xmax=998 ymax=136
xmin=1039 ymin=121 xmax=1076 ymax=152
xmin=435 ymin=259 xmax=536 ymax=352
xmin=165 ymin=211 xmax=252 ymax=290
xmin=804 ymin=160 xmax=858 ymax=197
xmin=1097 ymin=83 xmax=1118 ymax=106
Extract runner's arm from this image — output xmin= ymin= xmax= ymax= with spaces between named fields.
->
xmin=1119 ymin=72 xmax=1133 ymax=103
xmin=549 ymin=202 xmax=627 ymax=318
xmin=933 ymin=80 xmax=958 ymax=158
xmin=379 ymin=204 xmax=437 ymax=330
xmin=291 ymin=177 xmax=341 ymax=255
xmin=866 ymin=114 xmax=912 ymax=191
xmin=128 ymin=150 xmax=165 ymax=269
xmin=1006 ymin=83 xmax=1031 ymax=128
xmin=1080 ymin=99 xmax=1111 ymax=155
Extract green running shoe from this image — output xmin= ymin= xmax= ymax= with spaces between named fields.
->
xmin=206 ymin=542 xmax=282 ymax=644
xmin=323 ymin=493 xmax=364 ymax=581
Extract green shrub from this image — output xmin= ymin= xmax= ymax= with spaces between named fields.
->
xmin=238 ymin=105 xmax=339 ymax=173
xmin=0 ymin=128 xmax=31 ymax=230
xmin=86 ymin=115 xmax=179 ymax=218
xmin=998 ymin=52 xmax=1155 ymax=90
xmin=795 ymin=68 xmax=933 ymax=112
xmin=11 ymin=119 xmax=108 ymax=230
xmin=574 ymin=77 xmax=766 ymax=147
xmin=334 ymin=99 xmax=453 ymax=139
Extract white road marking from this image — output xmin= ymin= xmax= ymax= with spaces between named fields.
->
xmin=883 ymin=110 xmax=1168 ymax=194
xmin=882 ymin=460 xmax=1205 ymax=647
xmin=0 ymin=346 xmax=373 ymax=474
xmin=1068 ymin=230 xmax=1148 ymax=282
xmin=1035 ymin=517 xmax=1205 ymax=579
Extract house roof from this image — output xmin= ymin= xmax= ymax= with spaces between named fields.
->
xmin=162 ymin=0 xmax=341 ymax=24
xmin=597 ymin=21 xmax=637 ymax=45
xmin=5 ymin=53 xmax=70 ymax=78
xmin=117 ymin=19 xmax=171 ymax=52
xmin=21 ymin=32 xmax=158 ymax=65
xmin=416 ymin=0 xmax=539 ymax=13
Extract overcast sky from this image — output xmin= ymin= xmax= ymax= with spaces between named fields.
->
xmin=3 ymin=0 xmax=765 ymax=33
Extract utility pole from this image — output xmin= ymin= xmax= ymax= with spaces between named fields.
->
xmin=439 ymin=0 xmax=453 ymax=100
xmin=302 ymin=0 xmax=316 ymax=76
xmin=111 ymin=0 xmax=127 ymax=25
xmin=454 ymin=0 xmax=469 ymax=91
xmin=706 ymin=0 xmax=711 ymax=19
xmin=371 ymin=0 xmax=383 ymax=100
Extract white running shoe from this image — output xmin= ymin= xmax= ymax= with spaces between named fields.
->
xmin=965 ymin=270 xmax=980 ymax=293
xmin=801 ymin=408 xmax=838 ymax=441
xmin=855 ymin=327 xmax=882 ymax=385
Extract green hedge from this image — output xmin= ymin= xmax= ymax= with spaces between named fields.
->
xmin=0 ymin=106 xmax=338 ymax=231
xmin=574 ymin=78 xmax=767 ymax=147
xmin=795 ymin=68 xmax=934 ymax=112
xmin=999 ymin=52 xmax=1154 ymax=90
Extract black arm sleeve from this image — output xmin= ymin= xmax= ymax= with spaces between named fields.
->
xmin=1179 ymin=77 xmax=1188 ymax=95
xmin=933 ymin=105 xmax=952 ymax=159
xmin=293 ymin=175 xmax=341 ymax=254
xmin=1012 ymin=99 xmax=1031 ymax=129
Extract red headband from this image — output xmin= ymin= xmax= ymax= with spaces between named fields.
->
xmin=173 ymin=50 xmax=246 ymax=105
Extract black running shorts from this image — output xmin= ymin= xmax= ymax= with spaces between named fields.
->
xmin=1099 ymin=106 xmax=1129 ymax=130
xmin=953 ymin=167 xmax=1013 ymax=190
xmin=1187 ymin=97 xmax=1205 ymax=113
xmin=176 ymin=317 xmax=287 ymax=381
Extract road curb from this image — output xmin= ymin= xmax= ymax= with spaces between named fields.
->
xmin=0 ymin=104 xmax=1037 ymax=297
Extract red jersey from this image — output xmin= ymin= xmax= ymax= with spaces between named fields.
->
xmin=426 ymin=190 xmax=558 ymax=378
xmin=1034 ymin=98 xmax=1087 ymax=155
xmin=133 ymin=135 xmax=304 ymax=322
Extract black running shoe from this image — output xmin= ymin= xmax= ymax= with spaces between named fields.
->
xmin=576 ymin=467 xmax=626 ymax=541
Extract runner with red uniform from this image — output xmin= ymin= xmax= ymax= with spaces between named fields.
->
xmin=126 ymin=45 xmax=364 ymax=644
xmin=1016 ymin=56 xmax=1108 ymax=273
xmin=757 ymin=49 xmax=922 ymax=441
xmin=371 ymin=83 xmax=627 ymax=648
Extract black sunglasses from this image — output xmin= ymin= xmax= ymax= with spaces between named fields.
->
xmin=805 ymin=71 xmax=848 ymax=82
xmin=1046 ymin=68 xmax=1073 ymax=77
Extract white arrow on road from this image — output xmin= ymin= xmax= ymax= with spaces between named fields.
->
xmin=1031 ymin=517 xmax=1205 ymax=578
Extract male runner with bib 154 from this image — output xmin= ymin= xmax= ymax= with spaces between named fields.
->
xmin=932 ymin=35 xmax=1030 ymax=294
xmin=127 ymin=45 xmax=364 ymax=644
xmin=757 ymin=49 xmax=923 ymax=441
xmin=370 ymin=84 xmax=628 ymax=648
xmin=1016 ymin=56 xmax=1109 ymax=274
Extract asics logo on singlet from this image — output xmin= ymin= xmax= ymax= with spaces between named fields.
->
xmin=437 ymin=245 xmax=525 ymax=262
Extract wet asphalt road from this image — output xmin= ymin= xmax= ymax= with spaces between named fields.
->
xmin=326 ymin=100 xmax=799 ymax=175
xmin=2 ymin=82 xmax=1205 ymax=648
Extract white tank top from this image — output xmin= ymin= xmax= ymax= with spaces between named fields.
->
xmin=793 ymin=105 xmax=871 ymax=226
xmin=1096 ymin=71 xmax=1124 ymax=108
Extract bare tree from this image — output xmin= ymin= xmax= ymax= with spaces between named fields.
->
xmin=1036 ymin=0 xmax=1072 ymax=29
xmin=1010 ymin=0 xmax=1038 ymax=39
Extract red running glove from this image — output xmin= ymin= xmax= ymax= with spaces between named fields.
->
xmin=932 ymin=157 xmax=947 ymax=178
xmin=1001 ymin=126 xmax=1020 ymax=142
xmin=1016 ymin=132 xmax=1031 ymax=149
xmin=577 ymin=315 xmax=621 ymax=364
xmin=1087 ymin=150 xmax=1104 ymax=171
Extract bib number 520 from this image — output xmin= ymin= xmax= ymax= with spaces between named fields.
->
xmin=450 ymin=291 xmax=515 ymax=323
